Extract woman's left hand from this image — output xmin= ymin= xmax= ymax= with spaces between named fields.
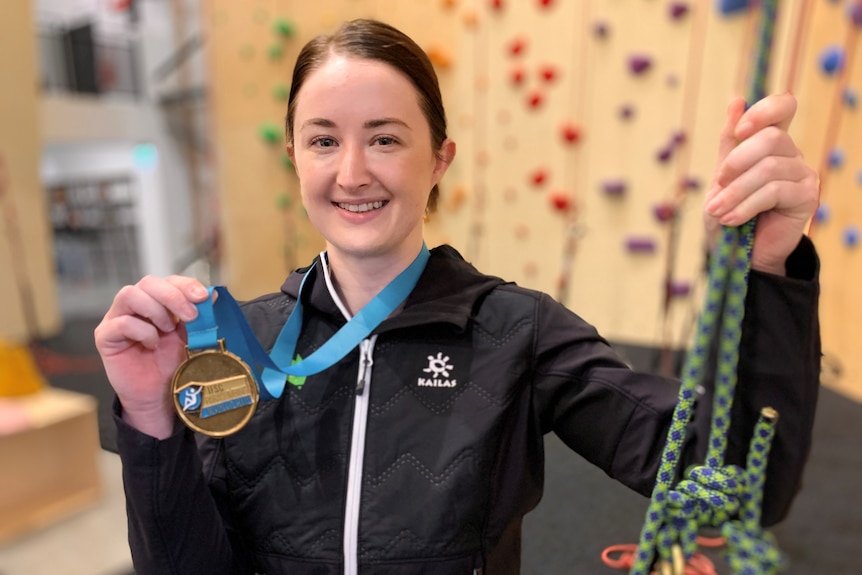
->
xmin=704 ymin=93 xmax=819 ymax=275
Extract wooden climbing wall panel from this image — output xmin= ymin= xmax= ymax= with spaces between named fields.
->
xmin=203 ymin=0 xmax=862 ymax=401
xmin=0 ymin=0 xmax=61 ymax=341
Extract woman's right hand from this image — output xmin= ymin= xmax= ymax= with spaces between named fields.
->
xmin=94 ymin=275 xmax=210 ymax=439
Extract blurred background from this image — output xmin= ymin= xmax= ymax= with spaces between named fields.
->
xmin=0 ymin=0 xmax=859 ymax=574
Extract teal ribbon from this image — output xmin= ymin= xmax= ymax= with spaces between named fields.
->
xmin=185 ymin=244 xmax=430 ymax=400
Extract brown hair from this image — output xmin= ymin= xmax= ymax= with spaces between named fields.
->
xmin=285 ymin=19 xmax=448 ymax=212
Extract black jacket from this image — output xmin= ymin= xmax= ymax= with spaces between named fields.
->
xmin=115 ymin=241 xmax=820 ymax=575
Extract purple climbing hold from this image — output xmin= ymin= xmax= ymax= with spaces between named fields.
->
xmin=681 ymin=176 xmax=701 ymax=191
xmin=602 ymin=180 xmax=627 ymax=196
xmin=625 ymin=236 xmax=657 ymax=254
xmin=619 ymin=104 xmax=635 ymax=120
xmin=629 ymin=54 xmax=652 ymax=75
xmin=669 ymin=2 xmax=689 ymax=20
xmin=657 ymin=146 xmax=673 ymax=163
xmin=593 ymin=21 xmax=610 ymax=39
xmin=849 ymin=2 xmax=862 ymax=27
xmin=667 ymin=280 xmax=692 ymax=297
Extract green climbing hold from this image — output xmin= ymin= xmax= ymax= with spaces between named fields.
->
xmin=239 ymin=44 xmax=255 ymax=60
xmin=259 ymin=123 xmax=281 ymax=144
xmin=272 ymin=84 xmax=290 ymax=101
xmin=273 ymin=18 xmax=296 ymax=38
xmin=276 ymin=193 xmax=293 ymax=210
xmin=268 ymin=43 xmax=284 ymax=60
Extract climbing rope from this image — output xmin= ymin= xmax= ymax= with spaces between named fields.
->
xmin=626 ymin=1 xmax=785 ymax=570
xmin=626 ymin=220 xmax=786 ymax=575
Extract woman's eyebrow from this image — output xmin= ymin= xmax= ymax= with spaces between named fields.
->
xmin=300 ymin=118 xmax=336 ymax=130
xmin=364 ymin=118 xmax=410 ymax=130
xmin=299 ymin=118 xmax=410 ymax=131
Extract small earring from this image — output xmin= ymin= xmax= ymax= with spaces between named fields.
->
xmin=423 ymin=207 xmax=430 ymax=222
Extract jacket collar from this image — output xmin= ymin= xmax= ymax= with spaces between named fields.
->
xmin=279 ymin=245 xmax=507 ymax=332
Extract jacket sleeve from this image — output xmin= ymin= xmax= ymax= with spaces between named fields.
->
xmin=532 ymin=236 xmax=820 ymax=527
xmin=113 ymin=399 xmax=254 ymax=575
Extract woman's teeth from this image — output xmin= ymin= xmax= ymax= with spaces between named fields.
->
xmin=337 ymin=201 xmax=387 ymax=213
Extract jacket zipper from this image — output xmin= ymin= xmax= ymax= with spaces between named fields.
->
xmin=344 ymin=336 xmax=375 ymax=575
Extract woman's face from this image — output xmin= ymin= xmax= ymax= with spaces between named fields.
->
xmin=288 ymin=54 xmax=454 ymax=264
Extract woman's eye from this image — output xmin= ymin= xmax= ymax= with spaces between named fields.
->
xmin=375 ymin=136 xmax=396 ymax=146
xmin=312 ymin=137 xmax=336 ymax=148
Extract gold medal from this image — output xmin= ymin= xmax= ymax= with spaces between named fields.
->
xmin=171 ymin=339 xmax=258 ymax=437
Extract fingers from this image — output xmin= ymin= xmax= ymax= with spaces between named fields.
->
xmin=96 ymin=275 xmax=209 ymax=353
xmin=716 ymin=96 xmax=747 ymax=166
xmin=713 ymin=126 xmax=801 ymax=189
xmin=95 ymin=313 xmax=166 ymax=353
xmin=734 ymin=92 xmax=798 ymax=140
xmin=104 ymin=275 xmax=207 ymax=323
xmin=710 ymin=180 xmax=801 ymax=228
xmin=707 ymin=155 xmax=811 ymax=223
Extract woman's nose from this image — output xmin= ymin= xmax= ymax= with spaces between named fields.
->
xmin=336 ymin=144 xmax=371 ymax=191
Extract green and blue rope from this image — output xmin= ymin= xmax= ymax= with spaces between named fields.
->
xmin=629 ymin=2 xmax=784 ymax=573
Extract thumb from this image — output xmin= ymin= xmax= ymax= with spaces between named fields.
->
xmin=716 ymin=96 xmax=747 ymax=165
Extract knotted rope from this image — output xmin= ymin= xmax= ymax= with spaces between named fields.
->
xmin=630 ymin=223 xmax=786 ymax=575
xmin=629 ymin=4 xmax=785 ymax=572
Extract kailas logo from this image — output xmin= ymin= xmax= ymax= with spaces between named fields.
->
xmin=418 ymin=352 xmax=457 ymax=387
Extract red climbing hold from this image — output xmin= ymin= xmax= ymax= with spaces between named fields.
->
xmin=560 ymin=122 xmax=582 ymax=144
xmin=550 ymin=192 xmax=572 ymax=213
xmin=508 ymin=37 xmax=527 ymax=57
xmin=527 ymin=90 xmax=544 ymax=109
xmin=539 ymin=64 xmax=558 ymax=83
xmin=510 ymin=66 xmax=526 ymax=85
xmin=530 ymin=168 xmax=548 ymax=187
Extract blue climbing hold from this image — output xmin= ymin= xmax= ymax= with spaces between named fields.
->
xmin=716 ymin=0 xmax=749 ymax=15
xmin=828 ymin=147 xmax=845 ymax=168
xmin=844 ymin=86 xmax=858 ymax=108
xmin=820 ymin=46 xmax=845 ymax=75
xmin=843 ymin=225 xmax=860 ymax=248
xmin=815 ymin=204 xmax=830 ymax=223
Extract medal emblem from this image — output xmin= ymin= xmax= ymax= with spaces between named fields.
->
xmin=171 ymin=339 xmax=258 ymax=437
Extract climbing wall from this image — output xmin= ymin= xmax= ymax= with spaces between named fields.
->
xmin=203 ymin=0 xmax=862 ymax=400
xmin=791 ymin=0 xmax=862 ymax=402
xmin=0 ymin=0 xmax=61 ymax=342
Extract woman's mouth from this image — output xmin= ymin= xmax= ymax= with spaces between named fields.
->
xmin=335 ymin=200 xmax=389 ymax=213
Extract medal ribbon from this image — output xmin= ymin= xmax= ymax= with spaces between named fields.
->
xmin=185 ymin=244 xmax=430 ymax=400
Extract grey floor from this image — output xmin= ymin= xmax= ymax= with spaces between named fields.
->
xmin=1 ymin=317 xmax=859 ymax=575
xmin=0 ymin=451 xmax=133 ymax=575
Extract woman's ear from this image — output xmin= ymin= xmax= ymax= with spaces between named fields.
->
xmin=432 ymin=139 xmax=456 ymax=184
xmin=285 ymin=143 xmax=296 ymax=167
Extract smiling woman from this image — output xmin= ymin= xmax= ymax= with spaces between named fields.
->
xmin=94 ymin=17 xmax=822 ymax=575
xmin=286 ymin=52 xmax=455 ymax=311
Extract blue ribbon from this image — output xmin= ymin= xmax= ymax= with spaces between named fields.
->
xmin=185 ymin=245 xmax=430 ymax=400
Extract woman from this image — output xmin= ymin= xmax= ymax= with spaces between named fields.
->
xmin=95 ymin=19 xmax=820 ymax=575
